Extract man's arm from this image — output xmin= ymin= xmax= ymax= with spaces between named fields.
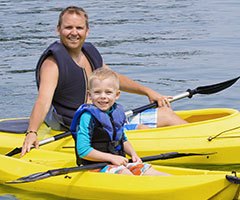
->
xmin=103 ymin=64 xmax=171 ymax=107
xmin=21 ymin=56 xmax=59 ymax=156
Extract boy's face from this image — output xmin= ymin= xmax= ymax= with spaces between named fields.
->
xmin=89 ymin=78 xmax=120 ymax=111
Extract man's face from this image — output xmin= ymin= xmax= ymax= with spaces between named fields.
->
xmin=57 ymin=12 xmax=89 ymax=50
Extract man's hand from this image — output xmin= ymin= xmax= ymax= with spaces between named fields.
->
xmin=20 ymin=133 xmax=39 ymax=157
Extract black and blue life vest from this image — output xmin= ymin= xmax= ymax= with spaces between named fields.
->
xmin=35 ymin=41 xmax=103 ymax=127
xmin=70 ymin=103 xmax=126 ymax=165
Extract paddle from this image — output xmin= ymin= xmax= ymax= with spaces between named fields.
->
xmin=6 ymin=76 xmax=239 ymax=157
xmin=125 ymin=76 xmax=240 ymax=117
xmin=6 ymin=151 xmax=215 ymax=183
xmin=5 ymin=131 xmax=72 ymax=157
xmin=226 ymin=174 xmax=240 ymax=184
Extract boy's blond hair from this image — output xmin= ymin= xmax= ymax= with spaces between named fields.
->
xmin=89 ymin=68 xmax=119 ymax=90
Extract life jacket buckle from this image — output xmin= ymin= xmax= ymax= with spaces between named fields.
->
xmin=110 ymin=141 xmax=120 ymax=147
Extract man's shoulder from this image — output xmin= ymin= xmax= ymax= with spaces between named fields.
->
xmin=82 ymin=42 xmax=103 ymax=68
xmin=83 ymin=42 xmax=96 ymax=50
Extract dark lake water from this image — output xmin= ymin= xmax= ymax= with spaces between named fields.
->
xmin=0 ymin=0 xmax=240 ymax=199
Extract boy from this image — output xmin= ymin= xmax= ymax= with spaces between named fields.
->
xmin=71 ymin=68 xmax=168 ymax=175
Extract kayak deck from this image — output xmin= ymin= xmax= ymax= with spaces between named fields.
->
xmin=1 ymin=108 xmax=240 ymax=166
xmin=0 ymin=108 xmax=238 ymax=134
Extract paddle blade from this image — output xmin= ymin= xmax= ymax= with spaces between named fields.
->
xmin=5 ymin=148 xmax=22 ymax=157
xmin=189 ymin=76 xmax=240 ymax=96
xmin=6 ymin=171 xmax=53 ymax=184
xmin=226 ymin=175 xmax=240 ymax=184
xmin=6 ymin=163 xmax=108 ymax=183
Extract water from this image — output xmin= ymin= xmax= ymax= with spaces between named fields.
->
xmin=0 ymin=0 xmax=240 ymax=199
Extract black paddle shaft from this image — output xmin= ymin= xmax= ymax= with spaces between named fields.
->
xmin=6 ymin=152 xmax=214 ymax=183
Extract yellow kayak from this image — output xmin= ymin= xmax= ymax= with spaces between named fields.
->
xmin=1 ymin=108 xmax=240 ymax=166
xmin=0 ymin=149 xmax=240 ymax=200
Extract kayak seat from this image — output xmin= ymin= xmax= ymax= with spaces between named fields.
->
xmin=0 ymin=119 xmax=29 ymax=133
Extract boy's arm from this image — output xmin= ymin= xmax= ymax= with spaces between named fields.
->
xmin=84 ymin=149 xmax=128 ymax=166
xmin=123 ymin=141 xmax=142 ymax=163
xmin=76 ymin=112 xmax=94 ymax=158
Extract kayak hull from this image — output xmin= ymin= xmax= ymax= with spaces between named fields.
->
xmin=0 ymin=149 xmax=239 ymax=200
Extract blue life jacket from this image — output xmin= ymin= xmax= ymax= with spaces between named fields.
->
xmin=70 ymin=103 xmax=126 ymax=165
xmin=35 ymin=41 xmax=103 ymax=127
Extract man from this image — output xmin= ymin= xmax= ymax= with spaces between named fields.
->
xmin=21 ymin=6 xmax=186 ymax=156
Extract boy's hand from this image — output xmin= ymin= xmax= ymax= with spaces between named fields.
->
xmin=110 ymin=155 xmax=129 ymax=166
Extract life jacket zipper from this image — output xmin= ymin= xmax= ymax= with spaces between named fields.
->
xmin=109 ymin=114 xmax=117 ymax=141
xmin=82 ymin=68 xmax=88 ymax=103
